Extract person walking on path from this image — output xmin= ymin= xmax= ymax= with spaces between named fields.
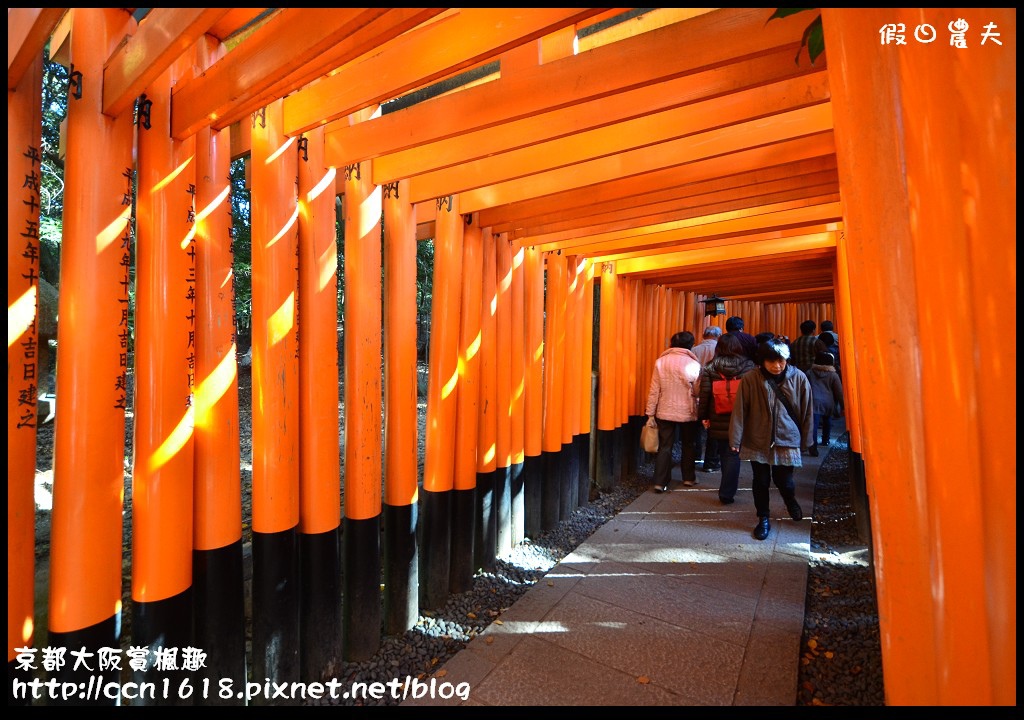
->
xmin=803 ymin=351 xmax=844 ymax=456
xmin=729 ymin=337 xmax=814 ymax=540
xmin=692 ymin=325 xmax=722 ymax=469
xmin=790 ymin=319 xmax=818 ymax=373
xmin=645 ymin=331 xmax=703 ymax=493
xmin=692 ymin=325 xmax=721 ymax=366
xmin=696 ymin=333 xmax=755 ymax=504
xmin=724 ymin=315 xmax=758 ymax=361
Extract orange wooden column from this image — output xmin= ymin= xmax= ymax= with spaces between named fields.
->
xmin=450 ymin=214 xmax=482 ymax=593
xmin=576 ymin=259 xmax=596 ymax=504
xmin=341 ymin=154 xmax=383 ymax=659
xmin=509 ymin=244 xmax=527 ymax=543
xmin=191 ymin=36 xmax=245 ymax=699
xmin=421 ymin=194 xmax=463 ymax=607
xmin=46 ymin=8 xmax=136 ymax=704
xmin=559 ymin=255 xmax=581 ymax=517
xmin=7 ymin=51 xmax=43 ymax=703
xmin=249 ymin=97 xmax=301 ymax=684
xmin=494 ymin=235 xmax=514 ymax=554
xmin=475 ymin=226 xmax=498 ymax=569
xmin=296 ymin=125 xmax=342 ymax=674
xmin=823 ymin=7 xmax=1015 ymax=705
xmin=522 ymin=246 xmax=545 ymax=538
xmin=595 ymin=262 xmax=618 ymax=489
xmin=541 ymin=252 xmax=566 ymax=529
xmin=382 ymin=178 xmax=420 ymax=634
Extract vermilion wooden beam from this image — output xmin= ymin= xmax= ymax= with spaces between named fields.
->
xmin=170 ymin=8 xmax=438 ymax=139
xmin=513 ymin=184 xmax=840 ymax=246
xmin=369 ymin=51 xmax=822 ymax=184
xmin=322 ymin=7 xmax=812 ymax=167
xmin=402 ymin=72 xmax=831 ymax=201
xmin=505 ymin=166 xmax=839 ymax=234
xmin=615 ymin=233 xmax=837 ymax=276
xmin=7 ymin=7 xmax=66 ymax=90
xmin=589 ymin=224 xmax=842 ymax=264
xmin=102 ymin=8 xmax=231 ymax=118
xmin=456 ymin=105 xmax=834 ymax=213
xmin=287 ymin=8 xmax=606 ymax=139
xmin=537 ymin=199 xmax=843 ymax=256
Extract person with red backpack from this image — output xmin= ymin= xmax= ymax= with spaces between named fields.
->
xmin=696 ymin=333 xmax=755 ymax=505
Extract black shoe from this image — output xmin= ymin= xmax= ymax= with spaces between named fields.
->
xmin=654 ymin=484 xmax=669 ymax=494
xmin=753 ymin=517 xmax=770 ymax=540
xmin=808 ymin=445 xmax=819 ymax=457
xmin=719 ymin=497 xmax=735 ymax=505
xmin=704 ymin=465 xmax=720 ymax=473
xmin=786 ymin=500 xmax=804 ymax=521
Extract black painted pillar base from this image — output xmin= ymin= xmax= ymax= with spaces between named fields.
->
xmin=300 ymin=528 xmax=342 ymax=680
xmin=596 ymin=428 xmax=616 ymax=491
xmin=419 ymin=488 xmax=451 ymax=610
xmin=194 ymin=540 xmax=246 ymax=703
xmin=510 ymin=461 xmax=525 ymax=546
xmin=541 ymin=450 xmax=561 ymax=532
xmin=43 ymin=616 xmax=119 ymax=706
xmin=612 ymin=425 xmax=624 ymax=482
xmin=849 ymin=449 xmax=873 ymax=551
xmin=626 ymin=415 xmax=645 ymax=477
xmin=449 ymin=488 xmax=476 ymax=594
xmin=132 ymin=589 xmax=194 ymax=706
xmin=560 ymin=441 xmax=578 ymax=520
xmin=252 ymin=527 xmax=300 ymax=702
xmin=495 ymin=464 xmax=512 ymax=558
xmin=474 ymin=471 xmax=496 ymax=573
xmin=522 ymin=455 xmax=543 ymax=540
xmin=575 ymin=434 xmax=591 ymax=508
xmin=344 ymin=515 xmax=381 ymax=662
xmin=384 ymin=501 xmax=419 ymax=636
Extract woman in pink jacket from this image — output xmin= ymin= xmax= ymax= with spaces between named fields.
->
xmin=645 ymin=331 xmax=703 ymax=492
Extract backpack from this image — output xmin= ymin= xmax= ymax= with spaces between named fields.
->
xmin=712 ymin=374 xmax=739 ymax=414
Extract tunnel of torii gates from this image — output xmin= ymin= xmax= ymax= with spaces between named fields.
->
xmin=6 ymin=7 xmax=1015 ymax=707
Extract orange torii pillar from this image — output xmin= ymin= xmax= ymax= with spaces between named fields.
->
xmin=509 ymin=244 xmax=527 ymax=544
xmin=297 ymin=126 xmax=342 ymax=675
xmin=824 ymin=7 xmax=1015 ymax=705
xmin=475 ymin=226 xmax=498 ymax=570
xmin=621 ymin=278 xmax=640 ymax=479
xmin=450 ymin=214 xmax=482 ymax=593
xmin=595 ymin=263 xmax=619 ymax=490
xmin=192 ymin=106 xmax=246 ymax=700
xmin=541 ymin=252 xmax=567 ymax=529
xmin=133 ymin=54 xmax=199 ymax=706
xmin=559 ymin=255 xmax=580 ymax=519
xmin=576 ymin=259 xmax=596 ymax=506
xmin=834 ymin=236 xmax=867 ymax=544
xmin=521 ymin=246 xmax=545 ymax=538
xmin=7 ymin=50 xmax=43 ymax=706
xmin=250 ymin=98 xmax=301 ymax=685
xmin=46 ymin=10 xmax=135 ymax=704
xmin=382 ymin=179 xmax=420 ymax=634
xmin=612 ymin=277 xmax=627 ymax=482
xmin=494 ymin=235 xmax=514 ymax=555
xmin=341 ymin=157 xmax=383 ymax=659
xmin=421 ymin=195 xmax=463 ymax=607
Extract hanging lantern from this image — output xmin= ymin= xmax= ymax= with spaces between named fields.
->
xmin=702 ymin=293 xmax=728 ymax=317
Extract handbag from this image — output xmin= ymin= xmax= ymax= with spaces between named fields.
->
xmin=641 ymin=417 xmax=659 ymax=453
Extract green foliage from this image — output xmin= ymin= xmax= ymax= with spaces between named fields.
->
xmin=229 ymin=158 xmax=252 ymax=338
xmin=769 ymin=8 xmax=825 ymax=65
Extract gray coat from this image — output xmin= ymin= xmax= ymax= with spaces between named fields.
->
xmin=729 ymin=365 xmax=813 ymax=453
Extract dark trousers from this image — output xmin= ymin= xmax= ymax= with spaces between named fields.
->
xmin=812 ymin=412 xmax=833 ymax=446
xmin=703 ymin=434 xmax=721 ymax=469
xmin=654 ymin=419 xmax=699 ymax=486
xmin=717 ymin=444 xmax=740 ymax=501
xmin=750 ymin=461 xmax=797 ymax=518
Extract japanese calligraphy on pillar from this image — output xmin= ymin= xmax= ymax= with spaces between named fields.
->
xmin=16 ymin=143 xmax=43 ymax=429
xmin=115 ymin=168 xmax=133 ymax=410
xmin=186 ymin=183 xmax=197 ymax=407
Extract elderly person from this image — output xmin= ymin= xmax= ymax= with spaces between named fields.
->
xmin=691 ymin=325 xmax=721 ymax=366
xmin=645 ymin=331 xmax=702 ymax=493
xmin=729 ymin=337 xmax=813 ymax=540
